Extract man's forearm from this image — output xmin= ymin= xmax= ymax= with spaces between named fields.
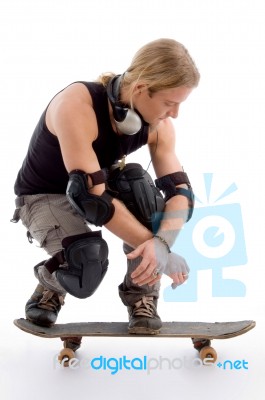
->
xmin=104 ymin=193 xmax=189 ymax=250
xmin=156 ymin=194 xmax=189 ymax=247
xmin=104 ymin=198 xmax=152 ymax=248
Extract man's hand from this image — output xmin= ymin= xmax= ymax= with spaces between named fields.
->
xmin=127 ymin=237 xmax=170 ymax=286
xmin=164 ymin=252 xmax=190 ymax=289
xmin=128 ymin=239 xmax=189 ymax=288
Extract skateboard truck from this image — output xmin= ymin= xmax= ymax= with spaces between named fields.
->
xmin=192 ymin=338 xmax=217 ymax=363
xmin=58 ymin=337 xmax=82 ymax=367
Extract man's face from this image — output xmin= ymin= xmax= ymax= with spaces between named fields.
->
xmin=134 ymin=85 xmax=193 ymax=127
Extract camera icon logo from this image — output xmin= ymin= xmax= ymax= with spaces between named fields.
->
xmin=163 ymin=173 xmax=247 ymax=302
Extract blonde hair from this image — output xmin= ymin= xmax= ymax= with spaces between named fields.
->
xmin=97 ymin=38 xmax=199 ymax=99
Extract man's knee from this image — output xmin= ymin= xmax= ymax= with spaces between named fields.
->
xmin=44 ymin=231 xmax=109 ymax=299
xmin=108 ymin=163 xmax=165 ymax=232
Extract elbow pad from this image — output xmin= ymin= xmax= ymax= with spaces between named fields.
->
xmin=66 ymin=170 xmax=115 ymax=226
xmin=155 ymin=171 xmax=194 ymax=222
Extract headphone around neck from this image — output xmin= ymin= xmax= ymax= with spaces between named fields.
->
xmin=106 ymin=75 xmax=145 ymax=135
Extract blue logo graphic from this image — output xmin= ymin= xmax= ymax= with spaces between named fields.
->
xmin=216 ymin=359 xmax=248 ymax=370
xmin=53 ymin=354 xmax=249 ymax=372
xmin=164 ymin=173 xmax=247 ymax=302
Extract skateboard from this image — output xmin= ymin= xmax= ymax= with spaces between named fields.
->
xmin=14 ymin=318 xmax=255 ymax=367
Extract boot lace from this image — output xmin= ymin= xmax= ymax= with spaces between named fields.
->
xmin=132 ymin=296 xmax=157 ymax=318
xmin=38 ymin=289 xmax=65 ymax=312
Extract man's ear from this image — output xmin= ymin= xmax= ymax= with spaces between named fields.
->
xmin=132 ymin=82 xmax=148 ymax=95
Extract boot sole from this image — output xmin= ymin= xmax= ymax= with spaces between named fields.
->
xmin=128 ymin=326 xmax=161 ymax=335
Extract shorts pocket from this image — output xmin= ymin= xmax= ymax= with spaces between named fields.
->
xmin=18 ymin=204 xmax=30 ymax=228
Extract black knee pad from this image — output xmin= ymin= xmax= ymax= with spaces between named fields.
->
xmin=56 ymin=231 xmax=108 ymax=299
xmin=108 ymin=163 xmax=165 ymax=232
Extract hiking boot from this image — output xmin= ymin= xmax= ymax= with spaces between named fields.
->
xmin=127 ymin=296 xmax=162 ymax=334
xmin=25 ymin=284 xmax=65 ymax=327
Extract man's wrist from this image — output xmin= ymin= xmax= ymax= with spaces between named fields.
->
xmin=153 ymin=235 xmax=171 ymax=253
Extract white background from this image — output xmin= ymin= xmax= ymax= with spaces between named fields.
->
xmin=1 ymin=0 xmax=264 ymax=399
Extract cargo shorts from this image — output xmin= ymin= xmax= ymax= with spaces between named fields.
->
xmin=12 ymin=193 xmax=160 ymax=304
xmin=13 ymin=194 xmax=91 ymax=256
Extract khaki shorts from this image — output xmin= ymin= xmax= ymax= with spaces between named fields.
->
xmin=14 ymin=193 xmax=160 ymax=304
xmin=16 ymin=194 xmax=91 ymax=256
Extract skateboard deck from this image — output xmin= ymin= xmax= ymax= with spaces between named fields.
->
xmin=14 ymin=318 xmax=255 ymax=339
xmin=14 ymin=319 xmax=255 ymax=366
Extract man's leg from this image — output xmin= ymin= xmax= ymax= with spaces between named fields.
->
xmin=17 ymin=194 xmax=90 ymax=326
xmin=119 ymin=243 xmax=162 ymax=334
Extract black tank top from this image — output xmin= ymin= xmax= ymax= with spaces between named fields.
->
xmin=14 ymin=82 xmax=149 ymax=195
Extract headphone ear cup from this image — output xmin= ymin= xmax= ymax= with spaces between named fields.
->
xmin=114 ymin=108 xmax=142 ymax=136
xmin=106 ymin=76 xmax=143 ymax=135
xmin=106 ymin=76 xmax=123 ymax=115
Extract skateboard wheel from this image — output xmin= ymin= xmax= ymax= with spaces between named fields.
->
xmin=58 ymin=348 xmax=75 ymax=367
xmin=199 ymin=346 xmax=217 ymax=364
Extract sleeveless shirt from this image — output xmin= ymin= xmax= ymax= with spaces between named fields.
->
xmin=14 ymin=82 xmax=149 ymax=195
